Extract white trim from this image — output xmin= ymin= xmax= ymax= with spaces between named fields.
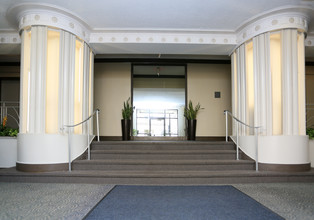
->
xmin=7 ymin=3 xmax=91 ymax=42
xmin=236 ymin=12 xmax=308 ymax=48
xmin=2 ymin=3 xmax=313 ymax=55
xmin=305 ymin=35 xmax=314 ymax=46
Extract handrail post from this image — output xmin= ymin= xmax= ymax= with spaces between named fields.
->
xmin=236 ymin=122 xmax=239 ymax=160
xmin=96 ymin=109 xmax=100 ymax=142
xmin=87 ymin=120 xmax=90 ymax=160
xmin=225 ymin=111 xmax=228 ymax=142
xmin=68 ymin=127 xmax=72 ymax=172
xmin=255 ymin=127 xmax=258 ymax=171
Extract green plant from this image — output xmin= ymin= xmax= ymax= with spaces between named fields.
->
xmin=307 ymin=128 xmax=314 ymax=140
xmin=184 ymin=100 xmax=202 ymax=120
xmin=122 ymin=98 xmax=134 ymax=120
xmin=0 ymin=116 xmax=18 ymax=137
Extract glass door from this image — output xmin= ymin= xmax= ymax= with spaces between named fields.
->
xmin=132 ymin=64 xmax=186 ymax=138
xmin=150 ymin=118 xmax=165 ymax=136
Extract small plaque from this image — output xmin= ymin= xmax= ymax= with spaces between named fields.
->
xmin=215 ymin=91 xmax=221 ymax=98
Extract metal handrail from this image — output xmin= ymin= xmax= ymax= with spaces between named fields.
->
xmin=63 ymin=109 xmax=100 ymax=171
xmin=0 ymin=102 xmax=20 ymax=127
xmin=224 ymin=110 xmax=262 ymax=171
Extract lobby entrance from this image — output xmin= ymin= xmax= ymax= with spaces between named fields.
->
xmin=132 ymin=64 xmax=186 ymax=139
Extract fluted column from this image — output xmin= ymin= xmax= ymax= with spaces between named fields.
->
xmin=231 ymin=29 xmax=309 ymax=171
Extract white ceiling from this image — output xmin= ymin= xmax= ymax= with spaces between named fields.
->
xmin=1 ymin=0 xmax=314 ymax=57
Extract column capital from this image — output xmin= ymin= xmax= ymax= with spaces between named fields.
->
xmin=7 ymin=3 xmax=90 ymax=42
xmin=236 ymin=7 xmax=309 ymax=46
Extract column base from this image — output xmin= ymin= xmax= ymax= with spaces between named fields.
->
xmin=16 ymin=162 xmax=68 ymax=172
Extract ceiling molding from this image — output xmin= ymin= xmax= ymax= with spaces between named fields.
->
xmin=1 ymin=2 xmax=314 ymax=55
xmin=0 ymin=32 xmax=21 ymax=44
xmin=89 ymin=31 xmax=236 ymax=45
xmin=236 ymin=12 xmax=308 ymax=46
xmin=6 ymin=3 xmax=91 ymax=42
xmin=306 ymin=36 xmax=314 ymax=46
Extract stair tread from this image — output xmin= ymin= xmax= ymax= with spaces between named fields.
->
xmin=4 ymin=169 xmax=313 ymax=178
xmin=92 ymin=141 xmax=234 ymax=145
xmin=91 ymin=149 xmax=237 ymax=154
xmin=73 ymin=159 xmax=253 ymax=165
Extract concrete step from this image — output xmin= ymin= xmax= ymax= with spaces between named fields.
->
xmin=91 ymin=141 xmax=235 ymax=151
xmin=1 ymin=168 xmax=314 ymax=184
xmin=91 ymin=149 xmax=239 ymax=160
xmin=72 ymin=159 xmax=255 ymax=171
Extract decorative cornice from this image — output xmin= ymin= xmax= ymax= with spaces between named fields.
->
xmin=7 ymin=3 xmax=90 ymax=42
xmin=2 ymin=3 xmax=314 ymax=53
xmin=0 ymin=32 xmax=21 ymax=44
xmin=89 ymin=31 xmax=236 ymax=45
xmin=305 ymin=35 xmax=314 ymax=46
xmin=236 ymin=12 xmax=308 ymax=46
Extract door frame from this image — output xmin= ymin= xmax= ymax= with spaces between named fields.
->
xmin=131 ymin=62 xmax=187 ymax=139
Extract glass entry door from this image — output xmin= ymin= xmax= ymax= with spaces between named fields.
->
xmin=136 ymin=109 xmax=178 ymax=137
xmin=150 ymin=118 xmax=165 ymax=136
xmin=132 ymin=64 xmax=186 ymax=138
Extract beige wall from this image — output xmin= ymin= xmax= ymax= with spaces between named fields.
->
xmin=94 ymin=63 xmax=131 ymax=136
xmin=306 ymin=65 xmax=314 ymax=128
xmin=187 ymin=64 xmax=231 ymax=136
xmin=306 ymin=66 xmax=314 ymax=104
xmin=94 ymin=62 xmax=232 ymax=137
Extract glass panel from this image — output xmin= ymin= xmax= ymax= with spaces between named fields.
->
xmin=135 ymin=109 xmax=178 ymax=136
xmin=150 ymin=109 xmax=165 ymax=118
xmin=165 ymin=118 xmax=178 ymax=136
xmin=150 ymin=118 xmax=165 ymax=136
xmin=137 ymin=118 xmax=149 ymax=136
xmin=45 ymin=30 xmax=60 ymax=133
xmin=165 ymin=109 xmax=178 ymax=118
xmin=270 ymin=32 xmax=282 ymax=135
xmin=74 ymin=39 xmax=84 ymax=134
xmin=21 ymin=29 xmax=31 ymax=133
xmin=137 ymin=109 xmax=149 ymax=118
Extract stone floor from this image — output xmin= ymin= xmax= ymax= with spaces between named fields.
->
xmin=0 ymin=182 xmax=114 ymax=220
xmin=0 ymin=182 xmax=313 ymax=220
xmin=235 ymin=183 xmax=314 ymax=220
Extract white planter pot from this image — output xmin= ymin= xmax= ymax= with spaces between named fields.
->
xmin=0 ymin=137 xmax=17 ymax=168
xmin=310 ymin=139 xmax=314 ymax=168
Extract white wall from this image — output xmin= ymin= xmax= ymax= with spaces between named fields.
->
xmin=17 ymin=133 xmax=88 ymax=164
xmin=187 ymin=64 xmax=231 ymax=136
xmin=0 ymin=137 xmax=17 ymax=168
xmin=238 ymin=135 xmax=309 ymax=165
xmin=94 ymin=63 xmax=131 ymax=136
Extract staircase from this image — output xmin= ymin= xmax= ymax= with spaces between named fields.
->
xmin=1 ymin=140 xmax=314 ymax=184
xmin=70 ymin=141 xmax=257 ymax=184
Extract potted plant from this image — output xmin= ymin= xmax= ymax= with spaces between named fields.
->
xmin=184 ymin=100 xmax=202 ymax=140
xmin=0 ymin=116 xmax=18 ymax=168
xmin=121 ymin=98 xmax=134 ymax=140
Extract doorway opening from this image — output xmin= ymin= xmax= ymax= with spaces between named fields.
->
xmin=132 ymin=64 xmax=186 ymax=138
